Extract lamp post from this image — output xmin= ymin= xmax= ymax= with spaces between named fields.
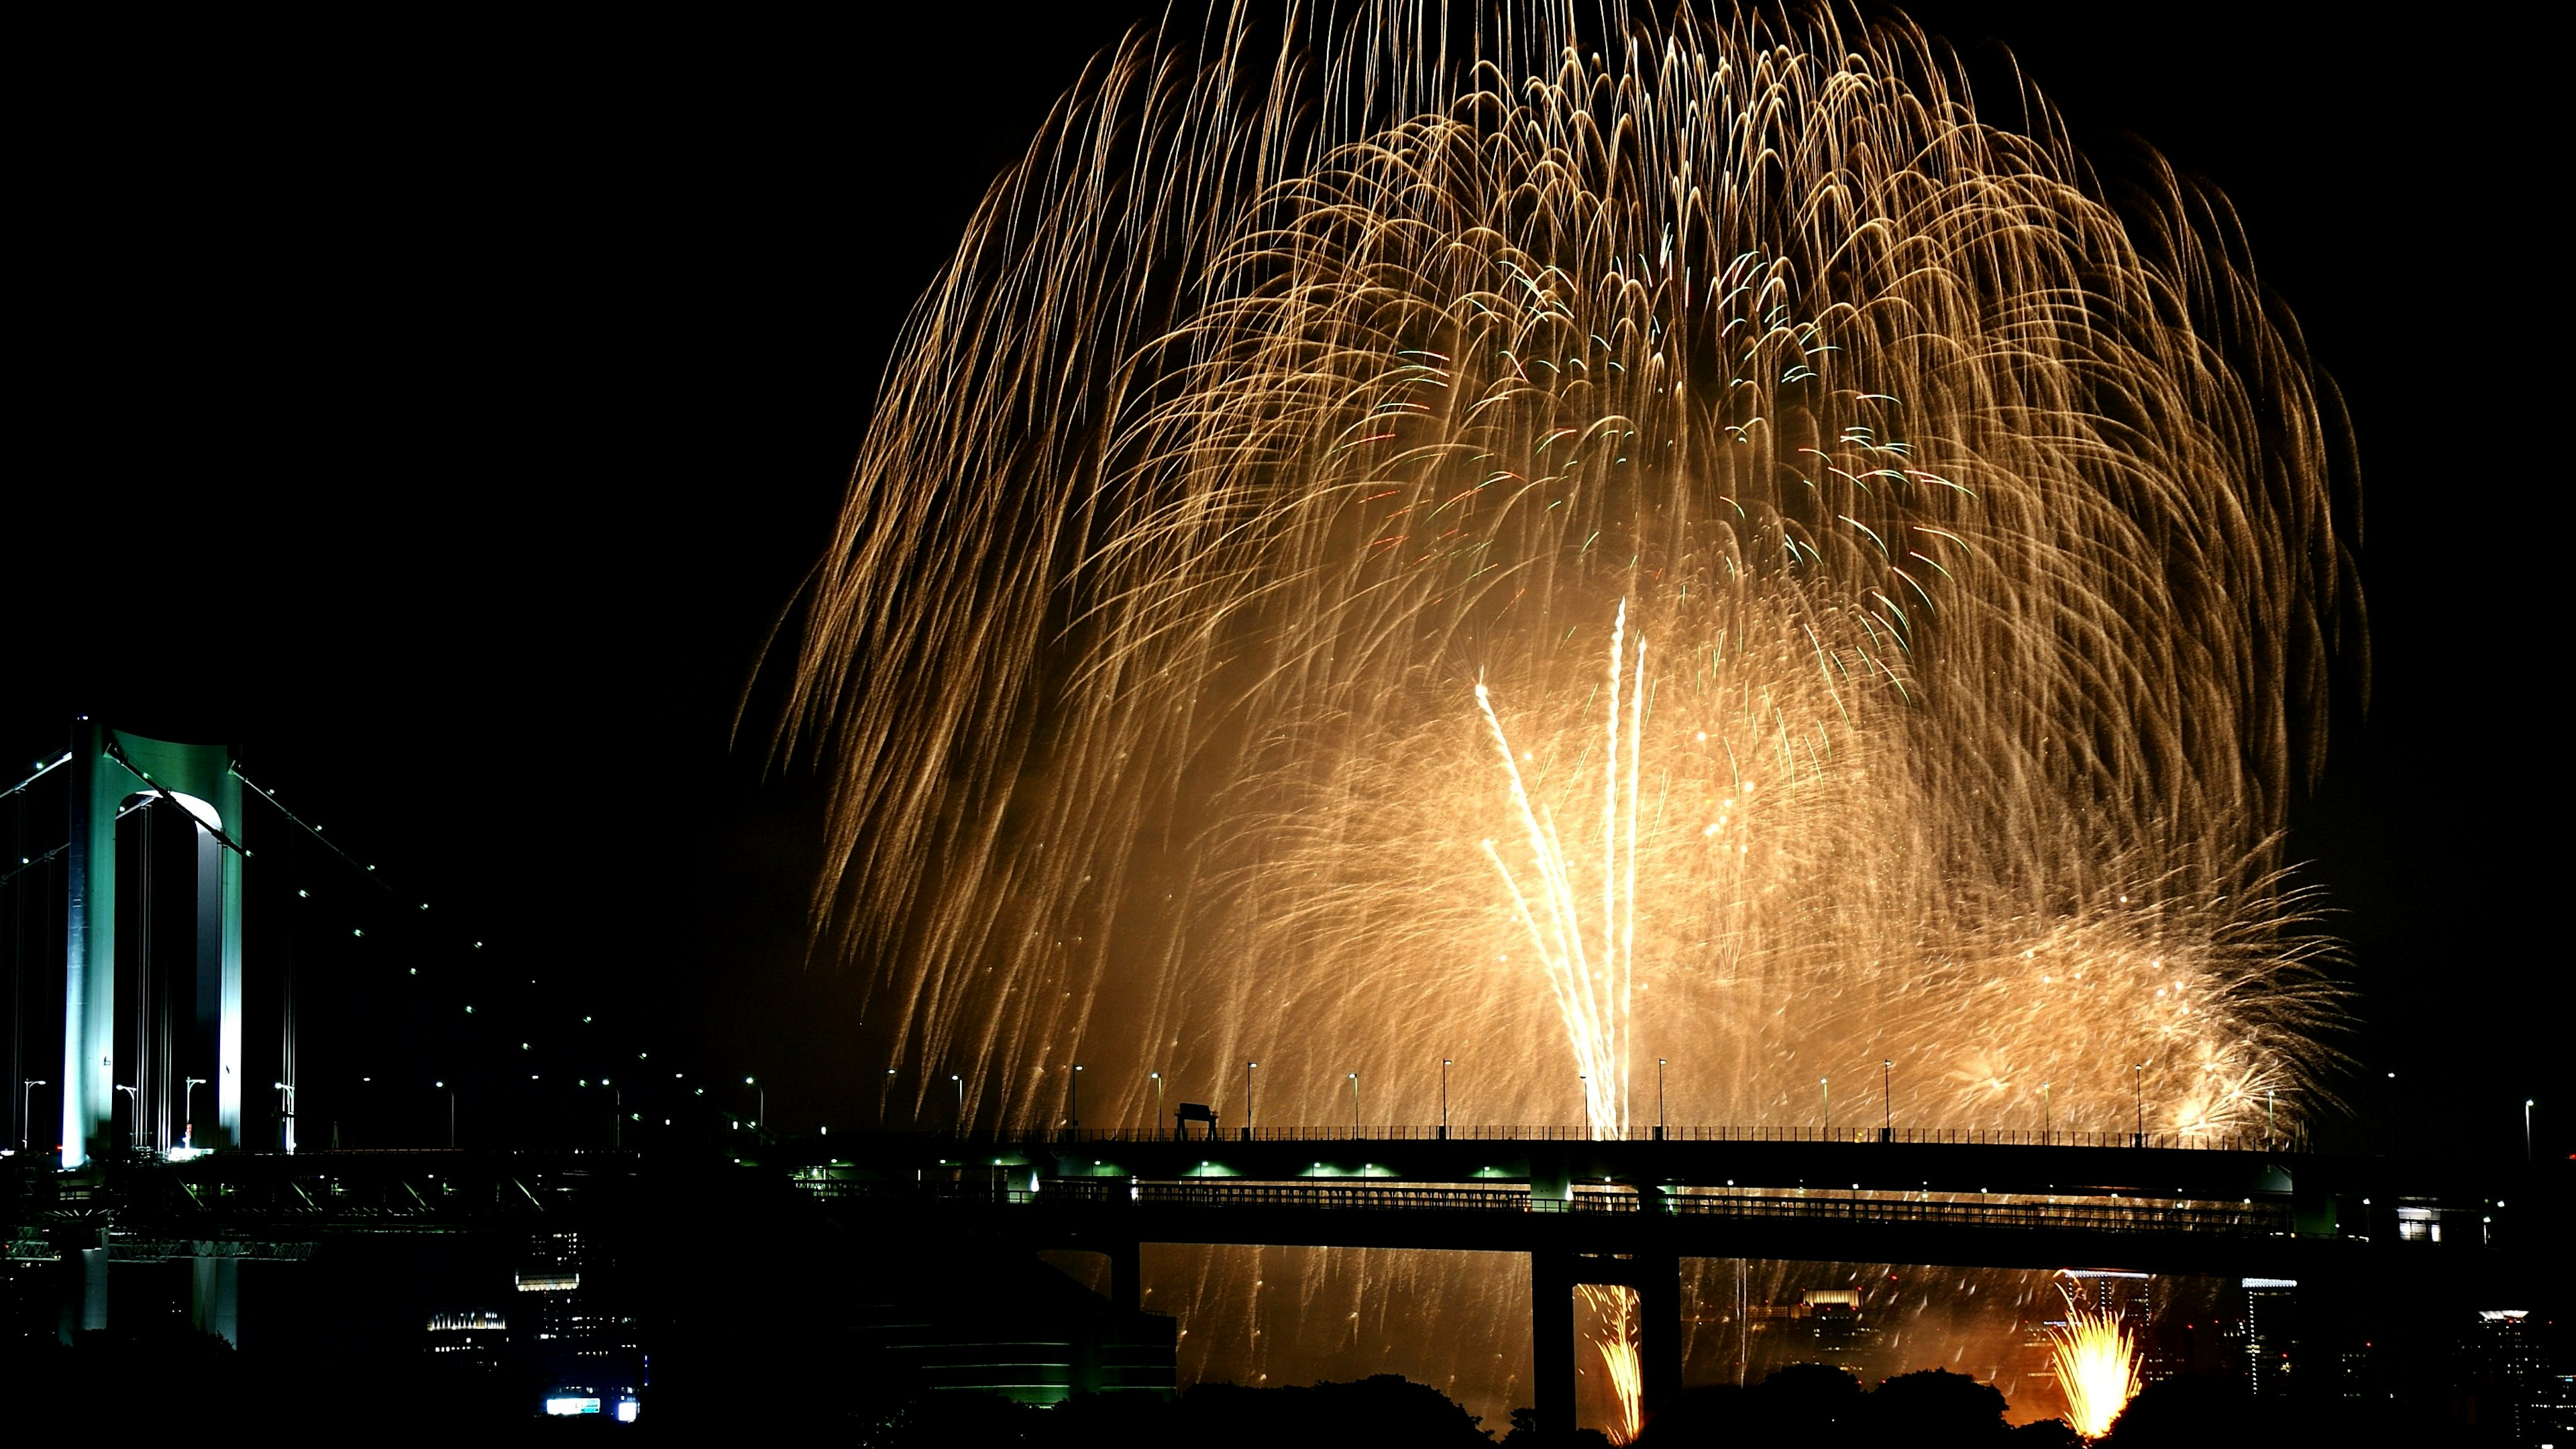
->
xmin=2266 ymin=1089 xmax=2275 ymax=1152
xmin=1244 ymin=1062 xmax=1257 ymax=1141
xmin=1578 ymin=1074 xmax=1588 ymax=1137
xmin=113 ymin=1085 xmax=140 ymax=1152
xmin=2528 ymin=1099 xmax=2537 ymax=1165
xmin=436 ymin=1081 xmax=454 ymax=1148
xmin=274 ymin=1081 xmax=297 ymax=1155
xmin=1657 ymin=1059 xmax=1667 ymax=1140
xmin=2040 ymin=1081 xmax=2051 ymax=1143
xmin=182 ymin=1077 xmax=209 ymax=1150
xmin=1151 ymin=1071 xmax=1164 ymax=1137
xmin=1348 ymin=1072 xmax=1360 ymax=1136
xmin=1440 ymin=1059 xmax=1452 ymax=1140
xmin=2132 ymin=1064 xmax=2145 ymax=1146
xmin=881 ymin=1068 xmax=896 ymax=1130
xmin=951 ymin=1073 xmax=963 ymax=1135
xmin=1882 ymin=1059 xmax=1892 ymax=1142
xmin=20 ymin=1080 xmax=46 ymax=1155
xmin=1070 ymin=1064 xmax=1083 ymax=1138
xmin=745 ymin=1076 xmax=764 ymax=1134
xmin=1820 ymin=1077 xmax=1829 ymax=1139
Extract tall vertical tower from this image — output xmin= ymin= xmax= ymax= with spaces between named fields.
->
xmin=59 ymin=720 xmax=247 ymax=1168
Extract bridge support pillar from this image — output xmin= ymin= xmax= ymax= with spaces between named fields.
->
xmin=60 ymin=1227 xmax=109 ymax=1343
xmin=1534 ymin=1249 xmax=1683 ymax=1437
xmin=1108 ymin=1240 xmax=1141 ymax=1315
xmin=1638 ymin=1252 xmax=1682 ymax=1425
xmin=191 ymin=1244 xmax=240 ymax=1346
xmin=1532 ymin=1249 xmax=1576 ymax=1437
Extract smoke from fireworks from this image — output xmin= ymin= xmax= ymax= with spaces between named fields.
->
xmin=781 ymin=0 xmax=2358 ymax=1420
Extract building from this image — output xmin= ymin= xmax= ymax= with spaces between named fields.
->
xmin=517 ymin=1230 xmax=645 ymax=1415
xmin=2241 ymin=1278 xmax=2298 ymax=1398
xmin=424 ymin=1308 xmax=510 ymax=1374
xmin=2459 ymin=1309 xmax=2559 ymax=1446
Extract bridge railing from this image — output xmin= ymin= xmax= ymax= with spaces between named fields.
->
xmin=1647 ymin=1191 xmax=2289 ymax=1236
xmin=801 ymin=1177 xmax=2293 ymax=1236
xmin=898 ymin=1124 xmax=2295 ymax=1152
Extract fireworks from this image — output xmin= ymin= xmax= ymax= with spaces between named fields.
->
xmin=2045 ymin=1290 xmax=2143 ymax=1438
xmin=1474 ymin=599 xmax=1646 ymax=1139
xmin=1578 ymin=1284 xmax=1644 ymax=1442
xmin=782 ymin=0 xmax=2358 ymax=1422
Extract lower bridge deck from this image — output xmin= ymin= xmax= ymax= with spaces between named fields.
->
xmin=816 ymin=1175 xmax=2291 ymax=1236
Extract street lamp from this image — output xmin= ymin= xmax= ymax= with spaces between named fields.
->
xmin=1071 ymin=1064 xmax=1083 ymax=1137
xmin=113 ymin=1085 xmax=141 ymax=1152
xmin=183 ymin=1077 xmax=209 ymax=1150
xmin=274 ymin=1081 xmax=297 ymax=1155
xmin=1656 ymin=1059 xmax=1667 ymax=1140
xmin=881 ymin=1068 xmax=896 ymax=1130
xmin=2132 ymin=1064 xmax=2146 ymax=1146
xmin=2040 ymin=1081 xmax=2051 ymax=1143
xmin=1820 ymin=1077 xmax=1829 ymax=1138
xmin=1348 ymin=1072 xmax=1360 ymax=1136
xmin=2528 ymin=1099 xmax=2537 ymax=1165
xmin=1441 ymin=1059 xmax=1452 ymax=1140
xmin=745 ymin=1076 xmax=764 ymax=1134
xmin=1151 ymin=1071 xmax=1165 ymax=1137
xmin=436 ymin=1081 xmax=455 ymax=1148
xmin=1882 ymin=1059 xmax=1892 ymax=1142
xmin=2265 ymin=1089 xmax=2275 ymax=1152
xmin=951 ymin=1073 xmax=963 ymax=1134
xmin=19 ymin=1081 xmax=45 ymax=1155
xmin=1578 ymin=1075 xmax=1588 ymax=1136
xmin=1244 ymin=1062 xmax=1258 ymax=1141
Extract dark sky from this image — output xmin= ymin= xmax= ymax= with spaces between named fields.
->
xmin=11 ymin=6 xmax=2557 ymax=1158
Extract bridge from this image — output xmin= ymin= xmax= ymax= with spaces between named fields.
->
xmin=1 ymin=724 xmax=2547 ymax=1431
xmin=3 ymin=1126 xmax=2537 ymax=1432
xmin=737 ymin=1129 xmax=2524 ymax=1433
xmin=788 ymin=1128 xmax=2532 ymax=1430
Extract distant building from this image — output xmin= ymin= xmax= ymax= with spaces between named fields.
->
xmin=424 ymin=1309 xmax=510 ymax=1374
xmin=517 ymin=1230 xmax=645 ymax=1415
xmin=2241 ymin=1278 xmax=2298 ymax=1397
xmin=2459 ymin=1309 xmax=2559 ymax=1446
xmin=1739 ymin=1287 xmax=1881 ymax=1377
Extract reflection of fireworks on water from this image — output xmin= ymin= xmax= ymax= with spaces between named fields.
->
xmin=2044 ymin=1289 xmax=2143 ymax=1438
xmin=783 ymin=0 xmax=2359 ymax=1422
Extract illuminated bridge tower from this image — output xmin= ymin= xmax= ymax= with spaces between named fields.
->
xmin=58 ymin=720 xmax=249 ymax=1169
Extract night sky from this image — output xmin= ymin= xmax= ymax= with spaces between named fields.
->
xmin=11 ymin=6 xmax=2557 ymax=1160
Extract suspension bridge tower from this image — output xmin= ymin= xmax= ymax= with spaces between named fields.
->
xmin=56 ymin=719 xmax=249 ymax=1169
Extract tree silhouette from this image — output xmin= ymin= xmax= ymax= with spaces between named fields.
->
xmin=1856 ymin=1368 xmax=2011 ymax=1444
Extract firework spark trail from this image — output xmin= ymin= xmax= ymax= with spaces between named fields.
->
xmin=1478 ymin=602 xmax=1649 ymax=1140
xmin=780 ymin=0 xmax=2361 ymax=1422
xmin=2045 ymin=1289 xmax=2143 ymax=1438
xmin=1579 ymin=1283 xmax=1645 ymax=1444
xmin=1477 ymin=608 xmax=1655 ymax=1434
